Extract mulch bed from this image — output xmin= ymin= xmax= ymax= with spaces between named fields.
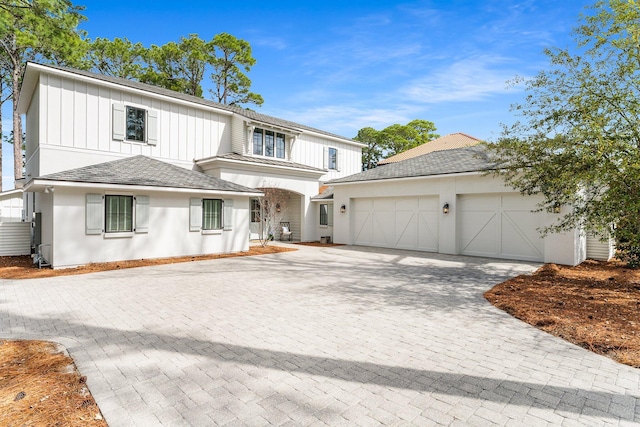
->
xmin=485 ymin=260 xmax=640 ymax=368
xmin=0 ymin=340 xmax=107 ymax=426
xmin=0 ymin=245 xmax=296 ymax=280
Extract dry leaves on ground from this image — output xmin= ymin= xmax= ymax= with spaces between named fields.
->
xmin=485 ymin=260 xmax=640 ymax=368
xmin=0 ymin=245 xmax=296 ymax=279
xmin=0 ymin=340 xmax=107 ymax=427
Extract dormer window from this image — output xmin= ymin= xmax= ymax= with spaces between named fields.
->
xmin=265 ymin=131 xmax=274 ymax=156
xmin=276 ymin=134 xmax=285 ymax=158
xmin=252 ymin=127 xmax=286 ymax=159
xmin=253 ymin=129 xmax=263 ymax=155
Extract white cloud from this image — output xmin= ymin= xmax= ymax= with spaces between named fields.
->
xmin=253 ymin=36 xmax=288 ymax=50
xmin=401 ymin=56 xmax=522 ymax=103
xmin=266 ymin=102 xmax=422 ymax=139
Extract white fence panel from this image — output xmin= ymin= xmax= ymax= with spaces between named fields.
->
xmin=0 ymin=222 xmax=31 ymax=256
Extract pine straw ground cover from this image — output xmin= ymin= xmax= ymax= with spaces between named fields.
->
xmin=0 ymin=340 xmax=107 ymax=426
xmin=0 ymin=245 xmax=296 ymax=280
xmin=485 ymin=260 xmax=640 ymax=368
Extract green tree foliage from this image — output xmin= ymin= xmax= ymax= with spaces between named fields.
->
xmin=141 ymin=34 xmax=209 ymax=97
xmin=354 ymin=119 xmax=439 ymax=170
xmin=0 ymin=0 xmax=86 ymax=181
xmin=485 ymin=0 xmax=640 ymax=262
xmin=355 ymin=127 xmax=383 ymax=170
xmin=87 ymin=33 xmax=264 ymax=107
xmin=210 ymin=32 xmax=263 ymax=107
xmin=85 ymin=37 xmax=146 ymax=79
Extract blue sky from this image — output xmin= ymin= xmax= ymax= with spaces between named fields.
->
xmin=2 ymin=0 xmax=589 ymax=190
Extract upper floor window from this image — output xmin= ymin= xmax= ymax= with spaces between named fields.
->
xmin=276 ymin=134 xmax=285 ymax=159
xmin=253 ymin=127 xmax=286 ymax=159
xmin=126 ymin=106 xmax=146 ymax=142
xmin=112 ymin=103 xmax=157 ymax=145
xmin=328 ymin=147 xmax=338 ymax=170
xmin=265 ymin=131 xmax=274 ymax=157
xmin=253 ymin=129 xmax=263 ymax=156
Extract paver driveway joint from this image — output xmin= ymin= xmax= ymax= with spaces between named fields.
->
xmin=1 ymin=244 xmax=638 ymax=426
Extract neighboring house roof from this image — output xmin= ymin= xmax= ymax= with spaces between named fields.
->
xmin=328 ymin=146 xmax=494 ymax=184
xmin=31 ymin=155 xmax=261 ymax=194
xmin=378 ymin=132 xmax=481 ymax=165
xmin=200 ymin=153 xmax=326 ymax=173
xmin=311 ymin=186 xmax=334 ymax=200
xmin=19 ymin=62 xmax=360 ymax=146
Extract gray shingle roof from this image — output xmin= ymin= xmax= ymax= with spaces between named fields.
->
xmin=211 ymin=153 xmax=325 ymax=172
xmin=38 ymin=155 xmax=261 ymax=193
xmin=328 ymin=146 xmax=495 ymax=184
xmin=378 ymin=132 xmax=481 ymax=165
xmin=31 ymin=62 xmax=355 ymax=143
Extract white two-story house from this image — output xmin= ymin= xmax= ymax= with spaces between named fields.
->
xmin=17 ymin=62 xmax=363 ymax=268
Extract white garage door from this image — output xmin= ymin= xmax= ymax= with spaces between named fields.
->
xmin=352 ymin=197 xmax=439 ymax=252
xmin=458 ymin=193 xmax=545 ymax=262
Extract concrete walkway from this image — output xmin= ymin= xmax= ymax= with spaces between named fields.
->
xmin=1 ymin=244 xmax=638 ymax=426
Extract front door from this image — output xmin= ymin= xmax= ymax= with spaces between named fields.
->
xmin=249 ymin=198 xmax=262 ymax=239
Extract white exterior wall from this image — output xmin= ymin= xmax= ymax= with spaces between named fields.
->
xmin=311 ymin=201 xmax=334 ymax=242
xmin=0 ymin=191 xmax=24 ymax=222
xmin=206 ymin=165 xmax=320 ymax=242
xmin=290 ymin=133 xmax=362 ymax=182
xmin=333 ymin=173 xmax=586 ymax=266
xmin=25 ymin=85 xmax=40 ymax=179
xmin=47 ymin=187 xmax=250 ymax=269
xmin=27 ymin=72 xmax=232 ymax=176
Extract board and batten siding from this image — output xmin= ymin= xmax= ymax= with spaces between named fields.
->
xmin=35 ymin=72 xmax=232 ymax=174
xmin=0 ymin=222 xmax=31 ymax=256
xmin=289 ymin=133 xmax=362 ymax=181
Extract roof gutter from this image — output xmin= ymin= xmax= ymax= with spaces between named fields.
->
xmin=24 ymin=178 xmax=263 ymax=197
xmin=196 ymin=156 xmax=326 ymax=177
xmin=328 ymin=170 xmax=488 ymax=186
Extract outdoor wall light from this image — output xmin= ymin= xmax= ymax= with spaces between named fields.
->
xmin=276 ymin=203 xmax=281 ymax=213
xmin=442 ymin=202 xmax=450 ymax=214
xmin=340 ymin=204 xmax=346 ymax=213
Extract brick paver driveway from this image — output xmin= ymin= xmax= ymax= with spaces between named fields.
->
xmin=1 ymin=245 xmax=639 ymax=426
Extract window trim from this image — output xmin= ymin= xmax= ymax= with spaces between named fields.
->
xmin=328 ymin=147 xmax=338 ymax=170
xmin=202 ymin=198 xmax=223 ymax=232
xmin=251 ymin=198 xmax=261 ymax=223
xmin=104 ymin=194 xmax=134 ymax=234
xmin=112 ymin=102 xmax=158 ymax=146
xmin=125 ymin=106 xmax=146 ymax=143
xmin=320 ymin=203 xmax=329 ymax=227
xmin=252 ymin=127 xmax=287 ymax=159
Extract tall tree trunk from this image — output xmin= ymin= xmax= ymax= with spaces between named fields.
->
xmin=0 ymin=106 xmax=3 ymax=192
xmin=0 ymin=80 xmax=3 ymax=191
xmin=12 ymin=62 xmax=22 ymax=183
